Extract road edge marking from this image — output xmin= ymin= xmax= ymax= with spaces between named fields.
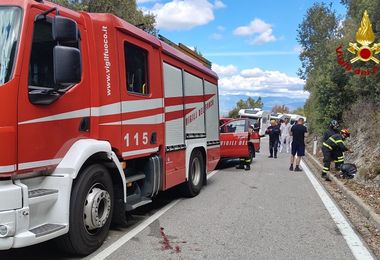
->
xmin=91 ymin=169 xmax=220 ymax=260
xmin=300 ymin=161 xmax=374 ymax=260
xmin=91 ymin=199 xmax=181 ymax=260
xmin=207 ymin=170 xmax=219 ymax=180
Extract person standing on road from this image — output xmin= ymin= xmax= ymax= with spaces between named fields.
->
xmin=279 ymin=117 xmax=292 ymax=153
xmin=266 ymin=120 xmax=281 ymax=158
xmin=289 ymin=118 xmax=308 ymax=171
xmin=277 ymin=119 xmax=284 ymax=149
xmin=321 ymin=129 xmax=352 ymax=181
xmin=236 ymin=125 xmax=254 ymax=171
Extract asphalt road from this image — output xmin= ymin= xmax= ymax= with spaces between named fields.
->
xmin=0 ymin=140 xmax=371 ymax=259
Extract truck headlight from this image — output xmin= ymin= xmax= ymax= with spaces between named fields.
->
xmin=0 ymin=225 xmax=8 ymax=237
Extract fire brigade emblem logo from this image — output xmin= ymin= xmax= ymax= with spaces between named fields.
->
xmin=347 ymin=10 xmax=380 ymax=63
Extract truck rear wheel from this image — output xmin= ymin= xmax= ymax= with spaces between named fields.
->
xmin=181 ymin=149 xmax=205 ymax=197
xmin=58 ymin=164 xmax=114 ymax=256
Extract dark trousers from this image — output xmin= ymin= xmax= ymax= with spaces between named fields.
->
xmin=332 ymin=150 xmax=344 ymax=170
xmin=322 ymin=147 xmax=333 ymax=175
xmin=269 ymin=138 xmax=279 ymax=157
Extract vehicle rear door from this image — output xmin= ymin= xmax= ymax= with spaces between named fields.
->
xmin=220 ymin=119 xmax=249 ymax=158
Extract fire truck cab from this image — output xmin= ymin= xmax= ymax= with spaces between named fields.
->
xmin=0 ymin=0 xmax=220 ymax=255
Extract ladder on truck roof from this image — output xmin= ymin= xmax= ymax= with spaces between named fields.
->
xmin=158 ymin=34 xmax=212 ymax=69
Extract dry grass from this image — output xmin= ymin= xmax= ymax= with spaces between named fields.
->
xmin=343 ymin=101 xmax=380 ymax=186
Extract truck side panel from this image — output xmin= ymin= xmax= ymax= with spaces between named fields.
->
xmin=163 ymin=62 xmax=186 ymax=189
xmin=90 ymin=16 xmax=122 ymax=155
xmin=204 ymin=80 xmax=220 ymax=171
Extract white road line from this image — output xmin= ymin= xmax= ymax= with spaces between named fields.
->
xmin=91 ymin=200 xmax=180 ymax=260
xmin=91 ymin=169 xmax=220 ymax=260
xmin=300 ymin=161 xmax=374 ymax=260
xmin=207 ymin=170 xmax=219 ymax=180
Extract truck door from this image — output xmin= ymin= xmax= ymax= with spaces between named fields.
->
xmin=116 ymin=32 xmax=164 ymax=160
xmin=220 ymin=119 xmax=249 ymax=158
xmin=17 ymin=9 xmax=90 ymax=172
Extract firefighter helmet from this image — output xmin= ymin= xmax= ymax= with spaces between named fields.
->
xmin=340 ymin=128 xmax=350 ymax=138
xmin=330 ymin=120 xmax=339 ymax=129
xmin=340 ymin=163 xmax=357 ymax=179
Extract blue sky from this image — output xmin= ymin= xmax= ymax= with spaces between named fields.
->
xmin=137 ymin=0 xmax=346 ymax=115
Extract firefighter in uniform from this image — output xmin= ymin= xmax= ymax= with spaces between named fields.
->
xmin=236 ymin=125 xmax=254 ymax=171
xmin=321 ymin=129 xmax=352 ymax=181
xmin=322 ymin=120 xmax=343 ymax=170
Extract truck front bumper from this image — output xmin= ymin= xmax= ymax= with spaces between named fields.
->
xmin=0 ymin=180 xmax=26 ymax=250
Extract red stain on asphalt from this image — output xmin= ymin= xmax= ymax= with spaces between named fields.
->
xmin=160 ymin=227 xmax=173 ymax=250
xmin=159 ymin=227 xmax=181 ymax=253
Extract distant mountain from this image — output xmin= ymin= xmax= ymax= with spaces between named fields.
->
xmin=219 ymin=95 xmax=306 ymax=116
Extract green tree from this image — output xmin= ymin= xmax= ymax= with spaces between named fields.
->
xmin=297 ymin=3 xmax=340 ymax=80
xmin=227 ymin=97 xmax=264 ymax=118
xmin=297 ymin=3 xmax=344 ymax=132
xmin=291 ymin=107 xmax=305 ymax=116
xmin=271 ymin=104 xmax=290 ymax=114
xmin=298 ymin=1 xmax=380 ymax=133
xmin=52 ymin=0 xmax=157 ymax=35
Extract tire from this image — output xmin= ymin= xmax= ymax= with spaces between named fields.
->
xmin=57 ymin=164 xmax=114 ymax=256
xmin=181 ymin=149 xmax=205 ymax=197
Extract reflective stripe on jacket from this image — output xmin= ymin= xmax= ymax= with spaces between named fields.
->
xmin=322 ymin=134 xmax=348 ymax=152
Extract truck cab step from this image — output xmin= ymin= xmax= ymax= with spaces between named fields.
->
xmin=125 ymin=173 xmax=145 ymax=183
xmin=126 ymin=199 xmax=152 ymax=211
xmin=29 ymin=224 xmax=66 ymax=237
xmin=28 ymin=189 xmax=58 ymax=198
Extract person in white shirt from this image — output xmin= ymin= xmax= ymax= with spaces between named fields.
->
xmin=279 ymin=117 xmax=292 ymax=153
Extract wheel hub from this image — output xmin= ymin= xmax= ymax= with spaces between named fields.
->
xmin=84 ymin=186 xmax=111 ymax=231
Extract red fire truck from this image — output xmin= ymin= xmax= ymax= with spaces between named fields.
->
xmin=0 ymin=0 xmax=220 ymax=255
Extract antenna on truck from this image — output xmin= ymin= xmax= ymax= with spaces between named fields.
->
xmin=35 ymin=7 xmax=60 ymax=21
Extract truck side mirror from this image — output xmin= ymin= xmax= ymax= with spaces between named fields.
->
xmin=52 ymin=16 xmax=78 ymax=42
xmin=53 ymin=46 xmax=82 ymax=85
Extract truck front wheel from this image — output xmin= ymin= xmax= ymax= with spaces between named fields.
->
xmin=58 ymin=164 xmax=114 ymax=256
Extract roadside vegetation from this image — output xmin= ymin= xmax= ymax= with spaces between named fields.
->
xmin=298 ymin=1 xmax=380 ymax=184
xmin=52 ymin=0 xmax=157 ymax=34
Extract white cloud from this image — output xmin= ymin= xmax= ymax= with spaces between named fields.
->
xmin=216 ymin=66 xmax=308 ymax=99
xmin=233 ymin=18 xmax=276 ymax=45
xmin=212 ymin=64 xmax=238 ymax=77
xmin=213 ymin=0 xmax=226 ymax=9
xmin=249 ymin=29 xmax=276 ymax=45
xmin=146 ymin=0 xmax=225 ymax=30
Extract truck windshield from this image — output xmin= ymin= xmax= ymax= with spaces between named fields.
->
xmin=0 ymin=7 xmax=21 ymax=86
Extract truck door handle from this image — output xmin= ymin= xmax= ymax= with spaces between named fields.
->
xmin=79 ymin=117 xmax=90 ymax=132
xmin=150 ymin=132 xmax=157 ymax=144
